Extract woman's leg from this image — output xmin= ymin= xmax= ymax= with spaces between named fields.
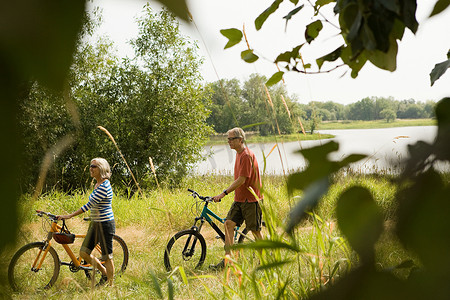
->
xmin=80 ymin=250 xmax=107 ymax=276
xmin=104 ymin=258 xmax=115 ymax=285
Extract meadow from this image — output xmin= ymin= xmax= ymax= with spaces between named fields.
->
xmin=2 ymin=173 xmax=416 ymax=299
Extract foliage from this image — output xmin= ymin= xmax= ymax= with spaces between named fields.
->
xmin=17 ymin=8 xmax=212 ymax=193
xmin=206 ymin=74 xmax=298 ymax=135
xmin=285 ymin=98 xmax=450 ymax=299
xmin=220 ymin=0 xmax=449 ymax=86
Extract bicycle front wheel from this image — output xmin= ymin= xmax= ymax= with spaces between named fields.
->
xmin=84 ymin=234 xmax=129 ymax=280
xmin=164 ymin=229 xmax=206 ymax=272
xmin=8 ymin=242 xmax=60 ymax=292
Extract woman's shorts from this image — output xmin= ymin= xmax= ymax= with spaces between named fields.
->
xmin=81 ymin=220 xmax=115 ymax=260
xmin=226 ymin=201 xmax=262 ymax=232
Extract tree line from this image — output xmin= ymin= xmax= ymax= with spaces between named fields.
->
xmin=206 ymin=75 xmax=437 ymax=134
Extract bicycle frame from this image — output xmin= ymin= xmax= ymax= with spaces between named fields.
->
xmin=33 ymin=216 xmax=101 ymax=272
xmin=192 ymin=199 xmax=254 ymax=243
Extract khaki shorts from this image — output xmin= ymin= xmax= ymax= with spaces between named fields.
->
xmin=226 ymin=201 xmax=262 ymax=231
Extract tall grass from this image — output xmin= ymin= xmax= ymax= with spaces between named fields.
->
xmin=3 ymin=174 xmax=415 ymax=299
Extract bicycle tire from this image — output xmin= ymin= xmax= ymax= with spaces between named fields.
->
xmin=164 ymin=229 xmax=207 ymax=272
xmin=84 ymin=234 xmax=129 ymax=280
xmin=8 ymin=242 xmax=60 ymax=292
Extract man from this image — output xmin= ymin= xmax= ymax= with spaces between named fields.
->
xmin=211 ymin=127 xmax=263 ymax=270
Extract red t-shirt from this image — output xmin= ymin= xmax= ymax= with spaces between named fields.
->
xmin=234 ymin=147 xmax=262 ymax=202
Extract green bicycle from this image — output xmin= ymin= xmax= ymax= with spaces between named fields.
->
xmin=164 ymin=189 xmax=259 ymax=272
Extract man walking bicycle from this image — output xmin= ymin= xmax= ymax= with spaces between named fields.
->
xmin=211 ymin=127 xmax=263 ymax=270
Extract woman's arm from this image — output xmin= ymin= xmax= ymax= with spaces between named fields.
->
xmin=57 ymin=208 xmax=84 ymax=220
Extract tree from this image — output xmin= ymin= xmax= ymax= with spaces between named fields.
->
xmin=207 ymin=73 xmax=296 ymax=135
xmin=18 ymin=7 xmax=212 ymax=192
xmin=380 ymin=108 xmax=397 ymax=122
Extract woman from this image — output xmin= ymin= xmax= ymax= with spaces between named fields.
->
xmin=58 ymin=157 xmax=115 ymax=286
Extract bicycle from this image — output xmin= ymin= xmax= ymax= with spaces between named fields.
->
xmin=164 ymin=189 xmax=260 ymax=272
xmin=8 ymin=210 xmax=129 ymax=292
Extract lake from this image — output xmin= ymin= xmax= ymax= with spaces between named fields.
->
xmin=194 ymin=126 xmax=445 ymax=175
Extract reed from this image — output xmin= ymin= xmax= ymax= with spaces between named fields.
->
xmin=97 ymin=125 xmax=143 ymax=197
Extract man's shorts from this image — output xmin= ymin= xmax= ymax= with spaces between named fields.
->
xmin=81 ymin=220 xmax=115 ymax=260
xmin=226 ymin=200 xmax=262 ymax=232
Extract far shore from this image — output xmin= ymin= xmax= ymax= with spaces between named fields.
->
xmin=207 ymin=118 xmax=435 ymax=145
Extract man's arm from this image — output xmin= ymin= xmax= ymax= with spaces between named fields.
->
xmin=212 ymin=176 xmax=246 ymax=202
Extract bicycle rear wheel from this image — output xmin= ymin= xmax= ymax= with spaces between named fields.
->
xmin=84 ymin=234 xmax=129 ymax=280
xmin=8 ymin=242 xmax=60 ymax=292
xmin=164 ymin=229 xmax=206 ymax=272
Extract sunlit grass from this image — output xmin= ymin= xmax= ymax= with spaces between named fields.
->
xmin=4 ymin=173 xmax=418 ymax=299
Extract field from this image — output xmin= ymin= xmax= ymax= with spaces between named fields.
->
xmin=2 ymin=174 xmax=416 ymax=299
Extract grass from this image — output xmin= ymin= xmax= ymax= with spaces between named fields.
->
xmin=2 ymin=173 xmax=418 ymax=299
xmin=207 ymin=132 xmax=334 ymax=145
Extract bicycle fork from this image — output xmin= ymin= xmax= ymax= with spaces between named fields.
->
xmin=32 ymin=235 xmax=53 ymax=272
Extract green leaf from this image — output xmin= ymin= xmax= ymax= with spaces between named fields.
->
xmin=338 ymin=154 xmax=367 ymax=168
xmin=430 ymin=58 xmax=450 ymax=86
xmin=317 ymin=46 xmax=343 ymax=69
xmin=315 ymin=0 xmax=335 ymax=9
xmin=275 ymin=44 xmax=303 ymax=63
xmin=366 ymin=34 xmax=398 ymax=71
xmin=255 ymin=0 xmax=283 ymax=30
xmin=0 ymin=0 xmax=85 ymax=90
xmin=167 ymin=278 xmax=174 ymax=300
xmin=149 ymin=269 xmax=163 ymax=298
xmin=242 ymin=122 xmax=268 ymax=130
xmin=283 ymin=5 xmax=304 ymax=21
xmin=340 ymin=46 xmax=367 ymax=78
xmin=233 ymin=239 xmax=302 ymax=252
xmin=156 ymin=0 xmax=190 ymax=21
xmin=401 ymin=0 xmax=418 ymax=33
xmin=220 ymin=28 xmax=243 ymax=49
xmin=378 ymin=0 xmax=400 ymax=14
xmin=336 ymin=186 xmax=383 ymax=263
xmin=430 ymin=0 xmax=450 ymax=17
xmin=241 ymin=49 xmax=259 ymax=63
xmin=286 ymin=177 xmax=330 ymax=233
xmin=305 ymin=20 xmax=323 ymax=43
xmin=256 ymin=259 xmax=293 ymax=271
xmin=266 ymin=71 xmax=284 ymax=86
xmin=394 ymin=259 xmax=416 ymax=270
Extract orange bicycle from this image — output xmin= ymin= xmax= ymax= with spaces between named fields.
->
xmin=8 ymin=210 xmax=128 ymax=292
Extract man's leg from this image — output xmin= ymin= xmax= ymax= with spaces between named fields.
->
xmin=251 ymin=230 xmax=262 ymax=240
xmin=224 ymin=219 xmax=236 ymax=256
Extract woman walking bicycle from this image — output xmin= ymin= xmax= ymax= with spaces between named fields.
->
xmin=57 ymin=157 xmax=115 ymax=286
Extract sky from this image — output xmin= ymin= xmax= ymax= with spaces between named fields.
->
xmin=86 ymin=0 xmax=450 ymax=105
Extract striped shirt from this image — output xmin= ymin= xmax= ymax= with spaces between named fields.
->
xmin=81 ymin=180 xmax=114 ymax=222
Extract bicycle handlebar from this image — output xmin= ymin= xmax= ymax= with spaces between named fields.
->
xmin=36 ymin=210 xmax=58 ymax=221
xmin=187 ymin=189 xmax=214 ymax=202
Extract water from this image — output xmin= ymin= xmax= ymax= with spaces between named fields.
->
xmin=194 ymin=126 xmax=443 ymax=175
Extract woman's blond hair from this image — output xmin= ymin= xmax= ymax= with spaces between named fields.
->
xmin=91 ymin=157 xmax=112 ymax=179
